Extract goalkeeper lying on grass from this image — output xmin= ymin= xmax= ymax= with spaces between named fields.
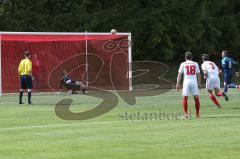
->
xmin=57 ymin=70 xmax=86 ymax=95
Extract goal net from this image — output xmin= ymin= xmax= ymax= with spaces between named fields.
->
xmin=0 ymin=32 xmax=132 ymax=95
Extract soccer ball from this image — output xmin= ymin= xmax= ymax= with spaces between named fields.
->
xmin=111 ymin=29 xmax=117 ymax=35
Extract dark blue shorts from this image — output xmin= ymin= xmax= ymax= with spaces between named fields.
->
xmin=223 ymin=73 xmax=233 ymax=85
xmin=20 ymin=75 xmax=33 ymax=89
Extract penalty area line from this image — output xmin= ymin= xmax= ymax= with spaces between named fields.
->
xmin=0 ymin=120 xmax=125 ymax=132
xmin=201 ymin=114 xmax=240 ymax=118
xmin=0 ymin=113 xmax=240 ymax=131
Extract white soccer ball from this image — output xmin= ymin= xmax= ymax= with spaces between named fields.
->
xmin=111 ymin=29 xmax=117 ymax=35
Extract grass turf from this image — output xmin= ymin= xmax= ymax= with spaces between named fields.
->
xmin=0 ymin=90 xmax=240 ymax=159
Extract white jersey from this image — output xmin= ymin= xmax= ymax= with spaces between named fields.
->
xmin=178 ymin=60 xmax=200 ymax=83
xmin=201 ymin=61 xmax=219 ymax=78
xmin=201 ymin=61 xmax=220 ymax=90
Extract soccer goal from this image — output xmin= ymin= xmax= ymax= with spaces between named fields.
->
xmin=0 ymin=32 xmax=132 ymax=96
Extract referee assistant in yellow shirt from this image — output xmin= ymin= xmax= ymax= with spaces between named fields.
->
xmin=18 ymin=51 xmax=33 ymax=104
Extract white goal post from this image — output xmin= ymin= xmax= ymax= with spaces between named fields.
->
xmin=0 ymin=32 xmax=132 ymax=96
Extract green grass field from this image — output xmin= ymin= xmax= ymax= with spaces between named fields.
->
xmin=0 ymin=90 xmax=240 ymax=159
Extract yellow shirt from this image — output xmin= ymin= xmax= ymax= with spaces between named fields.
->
xmin=18 ymin=59 xmax=32 ymax=76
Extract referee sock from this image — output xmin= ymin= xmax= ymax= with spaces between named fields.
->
xmin=19 ymin=91 xmax=23 ymax=104
xmin=28 ymin=92 xmax=32 ymax=104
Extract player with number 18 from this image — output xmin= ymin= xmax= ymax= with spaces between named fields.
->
xmin=176 ymin=52 xmax=201 ymax=118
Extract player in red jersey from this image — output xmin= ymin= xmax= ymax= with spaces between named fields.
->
xmin=32 ymin=54 xmax=40 ymax=89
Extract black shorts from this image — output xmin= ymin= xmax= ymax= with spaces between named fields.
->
xmin=20 ymin=75 xmax=33 ymax=89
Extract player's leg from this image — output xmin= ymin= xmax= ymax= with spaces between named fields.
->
xmin=193 ymin=95 xmax=200 ymax=118
xmin=27 ymin=89 xmax=32 ymax=104
xmin=235 ymin=84 xmax=240 ymax=91
xmin=19 ymin=76 xmax=26 ymax=104
xmin=206 ymin=78 xmax=221 ymax=108
xmin=182 ymin=96 xmax=189 ymax=118
xmin=57 ymin=79 xmax=64 ymax=95
xmin=229 ymin=83 xmax=238 ymax=88
xmin=27 ymin=76 xmax=33 ymax=104
xmin=228 ymin=74 xmax=238 ymax=89
xmin=228 ymin=83 xmax=240 ymax=92
xmin=81 ymin=84 xmax=86 ymax=94
xmin=209 ymin=89 xmax=221 ymax=108
xmin=76 ymin=81 xmax=86 ymax=94
xmin=223 ymin=73 xmax=229 ymax=93
xmin=214 ymin=76 xmax=228 ymax=101
xmin=72 ymin=81 xmax=79 ymax=94
xmin=223 ymin=83 xmax=228 ymax=93
xmin=19 ymin=89 xmax=24 ymax=104
xmin=182 ymin=83 xmax=190 ymax=118
xmin=223 ymin=73 xmax=240 ymax=92
xmin=236 ymin=72 xmax=240 ymax=91
xmin=228 ymin=83 xmax=240 ymax=91
xmin=192 ymin=83 xmax=200 ymax=118
xmin=214 ymin=87 xmax=228 ymax=101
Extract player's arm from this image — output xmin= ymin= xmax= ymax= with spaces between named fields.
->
xmin=176 ymin=73 xmax=182 ymax=91
xmin=221 ymin=59 xmax=226 ymax=72
xmin=28 ymin=61 xmax=34 ymax=79
xmin=203 ymin=70 xmax=207 ymax=79
xmin=197 ymin=73 xmax=201 ymax=89
xmin=18 ymin=61 xmax=23 ymax=76
xmin=176 ymin=63 xmax=183 ymax=91
xmin=214 ymin=64 xmax=221 ymax=75
xmin=201 ymin=64 xmax=207 ymax=79
xmin=196 ymin=64 xmax=201 ymax=88
xmin=232 ymin=59 xmax=239 ymax=77
xmin=69 ymin=76 xmax=75 ymax=83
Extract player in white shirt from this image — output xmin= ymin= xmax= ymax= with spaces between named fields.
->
xmin=201 ymin=54 xmax=228 ymax=108
xmin=176 ymin=52 xmax=201 ymax=118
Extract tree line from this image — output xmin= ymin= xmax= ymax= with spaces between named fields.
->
xmin=1 ymin=0 xmax=240 ymax=62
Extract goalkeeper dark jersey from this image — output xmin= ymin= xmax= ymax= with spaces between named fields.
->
xmin=62 ymin=75 xmax=74 ymax=84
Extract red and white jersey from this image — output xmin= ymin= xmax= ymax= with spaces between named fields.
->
xmin=178 ymin=60 xmax=200 ymax=83
xmin=201 ymin=61 xmax=219 ymax=78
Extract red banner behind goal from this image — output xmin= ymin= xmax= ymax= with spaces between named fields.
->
xmin=0 ymin=33 xmax=131 ymax=93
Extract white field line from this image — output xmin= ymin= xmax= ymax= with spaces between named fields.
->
xmin=202 ymin=114 xmax=240 ymax=117
xmin=0 ymin=113 xmax=240 ymax=132
xmin=0 ymin=121 xmax=125 ymax=131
